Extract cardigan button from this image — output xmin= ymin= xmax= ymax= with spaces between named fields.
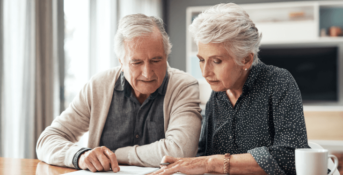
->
xmin=136 ymin=134 xmax=139 ymax=139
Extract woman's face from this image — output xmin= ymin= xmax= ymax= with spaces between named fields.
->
xmin=197 ymin=42 xmax=247 ymax=92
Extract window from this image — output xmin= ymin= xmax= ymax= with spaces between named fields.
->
xmin=63 ymin=0 xmax=162 ymax=147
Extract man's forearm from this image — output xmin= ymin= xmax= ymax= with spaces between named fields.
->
xmin=114 ymin=147 xmax=131 ymax=165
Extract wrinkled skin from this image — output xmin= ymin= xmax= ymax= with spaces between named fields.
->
xmin=120 ymin=27 xmax=167 ymax=104
xmin=150 ymin=42 xmax=267 ymax=175
xmin=78 ymin=28 xmax=168 ymax=172
xmin=78 ymin=146 xmax=120 ymax=173
xmin=197 ymin=42 xmax=253 ymax=106
xmin=149 ymin=155 xmax=214 ymax=175
xmin=150 ymin=154 xmax=267 ymax=175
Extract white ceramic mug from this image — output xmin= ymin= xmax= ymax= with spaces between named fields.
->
xmin=296 ymin=149 xmax=338 ymax=175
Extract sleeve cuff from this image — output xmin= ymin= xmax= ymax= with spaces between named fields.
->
xmin=248 ymin=146 xmax=287 ymax=175
xmin=72 ymin=148 xmax=92 ymax=169
xmin=115 ymin=145 xmax=151 ymax=167
xmin=114 ymin=146 xmax=133 ymax=165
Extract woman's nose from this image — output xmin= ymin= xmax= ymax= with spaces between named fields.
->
xmin=201 ymin=62 xmax=211 ymax=78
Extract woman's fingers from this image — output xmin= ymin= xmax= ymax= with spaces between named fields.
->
xmin=160 ymin=164 xmax=180 ymax=175
xmin=151 ymin=157 xmax=181 ymax=175
xmin=150 ymin=164 xmax=179 ymax=175
xmin=155 ymin=157 xmax=210 ymax=175
xmin=160 ymin=156 xmax=178 ymax=169
xmin=161 ymin=155 xmax=177 ymax=164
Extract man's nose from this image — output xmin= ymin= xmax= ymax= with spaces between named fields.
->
xmin=142 ymin=63 xmax=154 ymax=79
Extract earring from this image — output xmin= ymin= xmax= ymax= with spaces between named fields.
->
xmin=245 ymin=68 xmax=247 ymax=71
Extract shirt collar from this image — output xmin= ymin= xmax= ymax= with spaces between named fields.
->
xmin=242 ymin=61 xmax=264 ymax=94
xmin=215 ymin=61 xmax=265 ymax=99
xmin=114 ymin=71 xmax=169 ymax=98
xmin=114 ymin=71 xmax=126 ymax=91
xmin=157 ymin=70 xmax=169 ymax=95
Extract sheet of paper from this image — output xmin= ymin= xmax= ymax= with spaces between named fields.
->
xmin=63 ymin=166 xmax=226 ymax=175
xmin=63 ymin=166 xmax=158 ymax=175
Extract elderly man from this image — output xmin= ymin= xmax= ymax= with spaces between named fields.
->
xmin=36 ymin=14 xmax=202 ymax=173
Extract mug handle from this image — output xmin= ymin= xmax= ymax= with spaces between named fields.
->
xmin=328 ymin=155 xmax=338 ymax=175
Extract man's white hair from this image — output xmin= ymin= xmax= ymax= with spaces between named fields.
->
xmin=189 ymin=3 xmax=262 ymax=66
xmin=114 ymin=14 xmax=172 ymax=61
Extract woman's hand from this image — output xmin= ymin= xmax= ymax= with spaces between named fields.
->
xmin=150 ymin=155 xmax=221 ymax=175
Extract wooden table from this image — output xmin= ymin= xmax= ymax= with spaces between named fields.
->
xmin=0 ymin=157 xmax=77 ymax=175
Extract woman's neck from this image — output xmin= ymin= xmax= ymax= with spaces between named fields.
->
xmin=226 ymin=69 xmax=250 ymax=107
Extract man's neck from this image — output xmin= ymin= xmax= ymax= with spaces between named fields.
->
xmin=132 ymin=89 xmax=150 ymax=105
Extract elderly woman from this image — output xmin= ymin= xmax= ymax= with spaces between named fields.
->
xmin=151 ymin=3 xmax=309 ymax=175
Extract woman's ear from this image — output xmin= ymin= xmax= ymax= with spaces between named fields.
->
xmin=245 ymin=53 xmax=253 ymax=64
xmin=241 ymin=53 xmax=254 ymax=71
xmin=244 ymin=53 xmax=254 ymax=67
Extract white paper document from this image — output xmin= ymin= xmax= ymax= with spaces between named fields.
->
xmin=63 ymin=165 xmax=225 ymax=175
xmin=63 ymin=166 xmax=159 ymax=175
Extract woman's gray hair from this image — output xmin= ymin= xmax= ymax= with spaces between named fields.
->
xmin=189 ymin=3 xmax=262 ymax=66
xmin=114 ymin=14 xmax=172 ymax=61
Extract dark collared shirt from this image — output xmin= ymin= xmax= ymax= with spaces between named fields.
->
xmin=100 ymin=71 xmax=168 ymax=150
xmin=72 ymin=72 xmax=168 ymax=169
xmin=197 ymin=61 xmax=309 ymax=175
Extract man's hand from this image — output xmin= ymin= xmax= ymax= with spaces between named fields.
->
xmin=78 ymin=146 xmax=120 ymax=172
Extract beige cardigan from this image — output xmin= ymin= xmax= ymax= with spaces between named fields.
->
xmin=36 ymin=66 xmax=202 ymax=168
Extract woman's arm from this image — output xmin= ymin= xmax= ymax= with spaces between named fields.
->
xmin=209 ymin=154 xmax=267 ymax=175
xmin=150 ymin=154 xmax=267 ymax=175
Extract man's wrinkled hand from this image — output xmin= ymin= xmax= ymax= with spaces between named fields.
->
xmin=78 ymin=146 xmax=120 ymax=172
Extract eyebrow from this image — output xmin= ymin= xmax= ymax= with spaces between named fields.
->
xmin=130 ymin=56 xmax=163 ymax=62
xmin=197 ymin=54 xmax=224 ymax=58
xmin=130 ymin=59 xmax=141 ymax=62
xmin=151 ymin=56 xmax=163 ymax=60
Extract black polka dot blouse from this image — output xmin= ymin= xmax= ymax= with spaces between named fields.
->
xmin=197 ymin=61 xmax=310 ymax=175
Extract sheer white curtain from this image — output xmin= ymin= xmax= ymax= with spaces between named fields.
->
xmin=88 ymin=0 xmax=162 ymax=80
xmin=89 ymin=0 xmax=119 ymax=77
xmin=119 ymin=0 xmax=162 ymax=19
xmin=1 ymin=0 xmax=62 ymax=159
xmin=0 ymin=0 xmax=162 ymax=158
xmin=1 ymin=0 xmax=35 ymax=158
xmin=90 ymin=0 xmax=162 ymax=78
xmin=64 ymin=0 xmax=162 ymax=147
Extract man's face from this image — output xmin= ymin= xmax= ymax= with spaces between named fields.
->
xmin=120 ymin=29 xmax=167 ymax=97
